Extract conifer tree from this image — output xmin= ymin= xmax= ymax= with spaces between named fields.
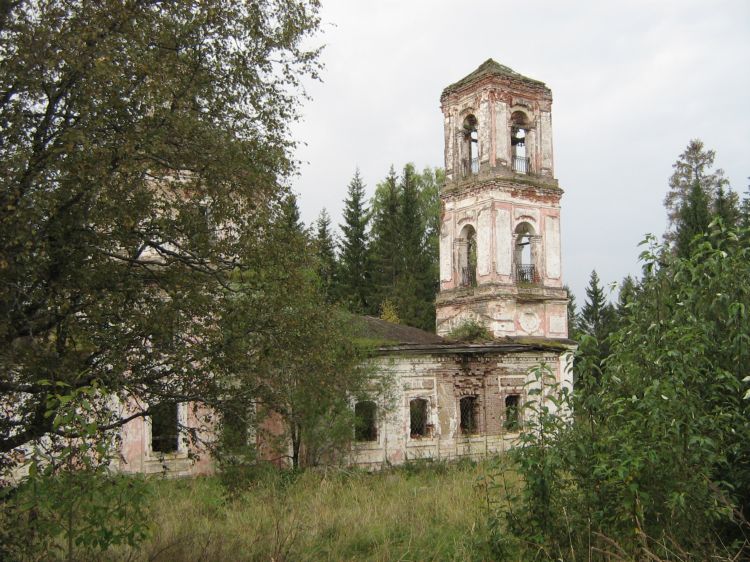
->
xmin=338 ymin=170 xmax=371 ymax=313
xmin=394 ymin=164 xmax=434 ymax=330
xmin=740 ymin=181 xmax=750 ymax=242
xmin=675 ymin=180 xmax=712 ymax=257
xmin=369 ymin=166 xmax=401 ymax=308
xmin=313 ymin=209 xmax=338 ymax=303
xmin=417 ymin=166 xmax=442 ymax=315
xmin=664 ymin=139 xmax=728 ymax=243
xmin=564 ymin=285 xmax=580 ymax=340
xmin=580 ymin=270 xmax=616 ymax=356
xmin=713 ymin=185 xmax=740 ymax=228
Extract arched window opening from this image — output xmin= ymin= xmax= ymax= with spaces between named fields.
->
xmin=354 ymin=401 xmax=377 ymax=442
xmin=461 ymin=114 xmax=479 ymax=177
xmin=510 ymin=111 xmax=530 ymax=174
xmin=458 ymin=224 xmax=477 ymax=288
xmin=514 ymin=222 xmax=537 ymax=285
xmin=150 ymin=402 xmax=179 ymax=454
xmin=459 ymin=396 xmax=479 ymax=435
xmin=410 ymin=398 xmax=429 ymax=438
xmin=504 ymin=394 xmax=521 ymax=431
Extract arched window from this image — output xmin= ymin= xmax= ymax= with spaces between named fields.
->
xmin=459 ymin=396 xmax=479 ymax=435
xmin=461 ymin=114 xmax=479 ymax=177
xmin=514 ymin=222 xmax=537 ymax=284
xmin=354 ymin=401 xmax=377 ymax=442
xmin=457 ymin=224 xmax=477 ymax=287
xmin=410 ymin=398 xmax=429 ymax=438
xmin=510 ymin=111 xmax=530 ymax=174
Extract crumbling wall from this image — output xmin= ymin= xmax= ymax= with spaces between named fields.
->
xmin=349 ymin=349 xmax=570 ymax=468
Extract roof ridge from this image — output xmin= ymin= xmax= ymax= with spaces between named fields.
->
xmin=441 ymin=58 xmax=547 ymax=97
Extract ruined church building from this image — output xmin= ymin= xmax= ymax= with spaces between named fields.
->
xmin=347 ymin=59 xmax=574 ymax=466
xmin=118 ymin=59 xmax=574 ymax=475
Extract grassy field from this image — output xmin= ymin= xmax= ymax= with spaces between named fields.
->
xmin=107 ymin=459 xmax=518 ymax=562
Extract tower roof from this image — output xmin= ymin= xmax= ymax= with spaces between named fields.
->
xmin=442 ymin=58 xmax=547 ymax=98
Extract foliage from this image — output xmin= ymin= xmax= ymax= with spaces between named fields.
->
xmin=714 ymin=185 xmax=740 ymax=228
xmin=107 ymin=462 xmax=504 ymax=562
xmin=393 ymin=164 xmax=436 ymax=330
xmin=564 ymin=284 xmax=581 ymax=340
xmin=0 ymin=383 xmax=150 ymax=560
xmin=446 ymin=319 xmax=493 ymax=343
xmin=0 ymin=1 xmax=333 ymax=552
xmin=503 ymin=364 xmax=574 ymax=559
xmin=338 ymin=169 xmax=371 ymax=314
xmin=578 ymin=270 xmax=617 ymax=376
xmin=378 ymin=298 xmax=400 ymax=324
xmin=369 ymin=166 xmax=401 ymax=310
xmin=215 ymin=199 xmax=386 ymax=472
xmin=313 ymin=208 xmax=338 ymax=303
xmin=674 ymin=180 xmax=711 ymax=257
xmin=501 ymin=223 xmax=750 ymax=561
xmin=664 ymin=139 xmax=728 ymax=242
xmin=0 ymin=0 xmax=322 ymax=471
xmin=366 ymin=164 xmax=442 ymax=331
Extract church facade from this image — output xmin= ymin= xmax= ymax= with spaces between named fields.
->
xmin=116 ymin=59 xmax=574 ymax=475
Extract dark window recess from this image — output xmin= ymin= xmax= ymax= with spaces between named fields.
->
xmin=505 ymin=394 xmax=521 ymax=431
xmin=151 ymin=402 xmax=179 ymax=454
xmin=222 ymin=408 xmax=249 ymax=449
xmin=410 ymin=398 xmax=429 ymax=438
xmin=460 ymin=396 xmax=479 ymax=435
xmin=354 ymin=401 xmax=378 ymax=442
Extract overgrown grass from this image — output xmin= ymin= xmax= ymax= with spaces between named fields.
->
xmin=106 ymin=459 xmax=519 ymax=562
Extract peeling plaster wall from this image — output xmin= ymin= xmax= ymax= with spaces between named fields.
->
xmin=436 ymin=296 xmax=568 ymax=339
xmin=437 ymin=179 xmax=566 ymax=339
xmin=440 ymin=182 xmax=563 ymax=293
xmin=349 ymin=350 xmax=572 ymax=468
xmin=118 ymin=400 xmax=214 ymax=477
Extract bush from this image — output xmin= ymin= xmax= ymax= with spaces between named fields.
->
xmin=446 ymin=319 xmax=493 ymax=342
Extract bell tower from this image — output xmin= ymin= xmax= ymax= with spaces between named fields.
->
xmin=436 ymin=59 xmax=569 ymax=339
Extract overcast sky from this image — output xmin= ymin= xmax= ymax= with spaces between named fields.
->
xmin=290 ymin=0 xmax=750 ymax=303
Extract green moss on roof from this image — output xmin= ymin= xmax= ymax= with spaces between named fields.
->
xmin=349 ymin=316 xmax=445 ymax=346
xmin=442 ymin=58 xmax=547 ymax=97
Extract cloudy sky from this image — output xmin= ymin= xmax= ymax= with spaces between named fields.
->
xmin=290 ymin=0 xmax=750 ymax=302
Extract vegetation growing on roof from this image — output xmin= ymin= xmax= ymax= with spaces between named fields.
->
xmin=446 ymin=319 xmax=493 ymax=343
xmin=441 ymin=58 xmax=547 ymax=98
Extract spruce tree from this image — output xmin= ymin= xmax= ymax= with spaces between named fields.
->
xmin=675 ymin=180 xmax=711 ymax=257
xmin=664 ymin=139 xmax=728 ymax=243
xmin=564 ymin=284 xmax=580 ymax=340
xmin=394 ymin=164 xmax=434 ymax=330
xmin=713 ymin=185 xmax=740 ymax=228
xmin=338 ymin=170 xmax=371 ymax=313
xmin=313 ymin=209 xmax=338 ymax=303
xmin=369 ymin=166 xmax=401 ymax=309
xmin=417 ymin=167 xmax=443 ymax=319
xmin=580 ymin=270 xmax=616 ymax=359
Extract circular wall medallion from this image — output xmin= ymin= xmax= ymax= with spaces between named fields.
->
xmin=519 ymin=311 xmax=540 ymax=333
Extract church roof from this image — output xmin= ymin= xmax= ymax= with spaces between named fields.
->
xmin=351 ymin=315 xmax=575 ymax=354
xmin=354 ymin=316 xmax=445 ymax=345
xmin=441 ymin=58 xmax=547 ymax=98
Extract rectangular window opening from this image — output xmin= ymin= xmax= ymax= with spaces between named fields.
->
xmin=354 ymin=401 xmax=378 ymax=442
xmin=151 ymin=402 xmax=179 ymax=454
xmin=459 ymin=396 xmax=479 ymax=435
xmin=410 ymin=398 xmax=429 ymax=438
xmin=504 ymin=394 xmax=521 ymax=431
